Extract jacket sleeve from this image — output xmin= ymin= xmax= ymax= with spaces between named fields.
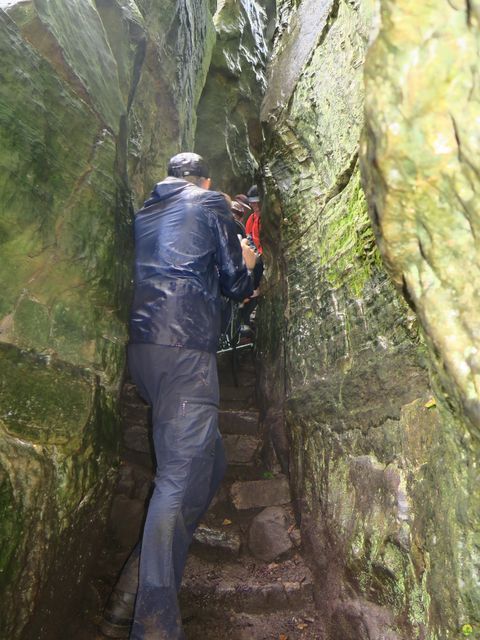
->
xmin=206 ymin=193 xmax=254 ymax=301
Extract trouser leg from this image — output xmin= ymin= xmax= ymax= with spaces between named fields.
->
xmin=172 ymin=432 xmax=227 ymax=591
xmin=109 ymin=434 xmax=226 ymax=604
xmin=126 ymin=344 xmax=222 ymax=640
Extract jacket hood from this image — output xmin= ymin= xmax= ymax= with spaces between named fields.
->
xmin=143 ymin=177 xmax=190 ymax=207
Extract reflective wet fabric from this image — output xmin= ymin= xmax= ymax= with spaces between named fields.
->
xmin=130 ymin=177 xmax=254 ymax=353
xmin=127 ymin=344 xmax=227 ymax=640
xmin=116 ymin=178 xmax=251 ymax=639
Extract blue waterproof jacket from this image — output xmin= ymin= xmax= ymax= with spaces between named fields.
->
xmin=130 ymin=177 xmax=254 ymax=353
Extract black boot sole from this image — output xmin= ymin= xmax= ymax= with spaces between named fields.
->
xmin=98 ymin=618 xmax=131 ymax=639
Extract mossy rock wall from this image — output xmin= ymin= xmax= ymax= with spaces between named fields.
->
xmin=260 ymin=0 xmax=479 ymax=637
xmin=0 ymin=1 xmax=215 ymax=637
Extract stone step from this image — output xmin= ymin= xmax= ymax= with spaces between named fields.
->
xmin=183 ymin=610 xmax=325 ymax=640
xmin=218 ymin=409 xmax=259 ymax=435
xmin=192 ymin=522 xmax=242 ymax=557
xmin=230 ymin=476 xmax=291 ymax=510
xmin=180 ymin=554 xmax=314 ymax=616
xmin=223 ymin=434 xmax=260 ymax=465
xmin=219 ymin=384 xmax=256 ymax=409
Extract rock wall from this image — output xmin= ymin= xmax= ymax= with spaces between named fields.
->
xmin=260 ymin=0 xmax=478 ymax=638
xmin=361 ymin=1 xmax=480 ymax=635
xmin=0 ymin=1 xmax=215 ymax=637
xmin=195 ymin=0 xmax=275 ymax=193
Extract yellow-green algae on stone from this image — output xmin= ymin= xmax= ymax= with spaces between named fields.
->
xmin=362 ymin=0 xmax=480 ymax=436
xmin=361 ymin=0 xmax=480 ymax=634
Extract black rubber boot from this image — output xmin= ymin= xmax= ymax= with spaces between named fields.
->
xmin=99 ymin=589 xmax=136 ymax=638
xmin=99 ymin=546 xmax=140 ymax=637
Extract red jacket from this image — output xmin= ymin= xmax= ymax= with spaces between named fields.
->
xmin=245 ymin=212 xmax=262 ymax=254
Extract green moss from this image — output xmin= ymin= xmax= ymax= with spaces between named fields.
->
xmin=0 ymin=344 xmax=93 ymax=448
xmin=13 ymin=298 xmax=50 ymax=349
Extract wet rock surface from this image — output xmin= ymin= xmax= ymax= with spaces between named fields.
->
xmin=194 ymin=0 xmax=274 ymax=192
xmin=2 ymin=0 xmax=480 ymax=638
xmin=259 ymin=0 xmax=480 ymax=637
xmin=361 ymin=0 xmax=480 ymax=633
xmin=0 ymin=1 xmax=216 ymax=636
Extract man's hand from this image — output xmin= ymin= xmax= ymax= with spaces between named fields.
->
xmin=241 ymin=238 xmax=257 ymax=270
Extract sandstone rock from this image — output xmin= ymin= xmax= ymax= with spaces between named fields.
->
xmin=0 ymin=1 xmax=216 ymax=637
xmin=230 ymin=477 xmax=291 ymax=510
xmin=248 ymin=507 xmax=293 ymax=561
xmin=362 ymin=0 xmax=480 ymax=440
xmin=195 ymin=0 xmax=274 ymax=192
xmin=361 ymin=0 xmax=480 ymax=631
xmin=257 ymin=0 xmax=459 ymax=638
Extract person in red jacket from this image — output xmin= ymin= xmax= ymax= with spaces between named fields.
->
xmin=239 ymin=185 xmax=264 ymax=332
xmin=245 ymin=184 xmax=262 ymax=254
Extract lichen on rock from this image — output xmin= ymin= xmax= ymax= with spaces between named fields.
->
xmin=362 ymin=0 xmax=480 ymax=439
xmin=361 ymin=0 xmax=480 ymax=633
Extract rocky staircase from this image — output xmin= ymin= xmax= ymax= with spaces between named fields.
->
xmin=180 ymin=352 xmax=324 ymax=640
xmin=69 ymin=350 xmax=324 ymax=640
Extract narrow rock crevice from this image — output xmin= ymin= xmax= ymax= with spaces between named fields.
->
xmin=1 ymin=0 xmax=480 ymax=638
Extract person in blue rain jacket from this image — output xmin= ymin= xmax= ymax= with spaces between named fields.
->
xmin=100 ymin=152 xmax=256 ymax=640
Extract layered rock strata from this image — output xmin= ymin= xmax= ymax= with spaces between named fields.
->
xmin=260 ymin=0 xmax=478 ymax=637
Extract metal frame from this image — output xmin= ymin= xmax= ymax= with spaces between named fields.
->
xmin=217 ymin=300 xmax=254 ymax=386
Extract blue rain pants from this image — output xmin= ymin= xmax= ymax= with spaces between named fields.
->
xmin=124 ymin=343 xmax=227 ymax=640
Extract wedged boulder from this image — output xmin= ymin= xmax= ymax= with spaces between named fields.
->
xmin=248 ymin=506 xmax=293 ymax=561
xmin=193 ymin=523 xmax=242 ymax=556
